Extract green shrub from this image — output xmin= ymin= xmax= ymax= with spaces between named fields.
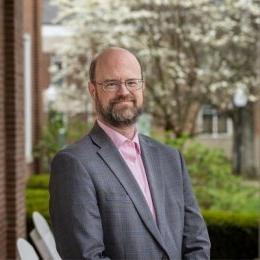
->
xmin=26 ymin=189 xmax=49 ymax=219
xmin=185 ymin=143 xmax=259 ymax=214
xmin=203 ymin=210 xmax=259 ymax=228
xmin=203 ymin=210 xmax=259 ymax=259
xmin=163 ymin=138 xmax=260 ymax=214
xmin=66 ymin=116 xmax=90 ymax=144
xmin=34 ymin=113 xmax=90 ymax=172
xmin=27 ymin=174 xmax=49 ymax=189
xmin=34 ymin=111 xmax=66 ymax=172
xmin=164 ymin=132 xmax=190 ymax=150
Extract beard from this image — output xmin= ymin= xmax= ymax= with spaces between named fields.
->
xmin=95 ymin=94 xmax=143 ymax=127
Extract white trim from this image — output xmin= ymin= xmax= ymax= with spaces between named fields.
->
xmin=24 ymin=33 xmax=33 ymax=163
xmin=212 ymin=113 xmax=218 ymax=138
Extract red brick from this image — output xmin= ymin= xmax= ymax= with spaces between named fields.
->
xmin=1 ymin=0 xmax=26 ymax=258
xmin=0 ymin=0 xmax=7 ymax=255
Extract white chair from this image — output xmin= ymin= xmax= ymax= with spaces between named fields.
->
xmin=30 ymin=211 xmax=61 ymax=260
xmin=17 ymin=238 xmax=39 ymax=260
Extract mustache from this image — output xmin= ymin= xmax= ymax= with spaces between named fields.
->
xmin=110 ymin=95 xmax=136 ymax=104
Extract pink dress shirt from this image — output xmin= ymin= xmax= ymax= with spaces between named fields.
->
xmin=97 ymin=120 xmax=156 ymax=221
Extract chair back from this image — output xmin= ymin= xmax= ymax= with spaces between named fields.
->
xmin=17 ymin=238 xmax=39 ymax=260
xmin=30 ymin=211 xmax=61 ymax=260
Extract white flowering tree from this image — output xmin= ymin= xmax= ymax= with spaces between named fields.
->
xmin=50 ymin=0 xmax=260 ymax=175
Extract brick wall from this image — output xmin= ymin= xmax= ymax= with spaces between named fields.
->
xmin=0 ymin=0 xmax=45 ymax=256
xmin=1 ymin=0 xmax=26 ymax=258
xmin=41 ymin=53 xmax=51 ymax=91
xmin=0 ymin=0 xmax=7 ymax=258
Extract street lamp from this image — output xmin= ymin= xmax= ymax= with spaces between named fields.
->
xmin=233 ymin=88 xmax=248 ymax=108
xmin=233 ymin=87 xmax=248 ymax=174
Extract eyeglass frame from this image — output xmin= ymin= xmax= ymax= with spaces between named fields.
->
xmin=92 ymin=78 xmax=144 ymax=92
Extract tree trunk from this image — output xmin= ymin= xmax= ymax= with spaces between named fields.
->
xmin=183 ymin=102 xmax=201 ymax=136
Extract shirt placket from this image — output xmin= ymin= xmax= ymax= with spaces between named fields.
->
xmin=121 ymin=142 xmax=142 ymax=193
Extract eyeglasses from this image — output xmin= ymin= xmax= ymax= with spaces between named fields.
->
xmin=94 ymin=79 xmax=144 ymax=92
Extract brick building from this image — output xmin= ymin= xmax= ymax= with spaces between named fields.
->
xmin=0 ymin=0 xmax=45 ymax=258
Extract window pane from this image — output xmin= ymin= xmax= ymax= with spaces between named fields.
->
xmin=218 ymin=114 xmax=227 ymax=133
xmin=203 ymin=114 xmax=213 ymax=133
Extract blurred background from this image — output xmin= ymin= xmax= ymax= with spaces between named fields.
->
xmin=0 ymin=0 xmax=259 ymax=259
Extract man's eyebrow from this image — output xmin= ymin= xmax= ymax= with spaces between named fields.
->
xmin=103 ymin=79 xmax=119 ymax=82
xmin=104 ymin=78 xmax=140 ymax=82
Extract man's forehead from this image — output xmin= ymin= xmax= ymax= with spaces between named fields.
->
xmin=96 ymin=48 xmax=140 ymax=68
xmin=90 ymin=47 xmax=142 ymax=81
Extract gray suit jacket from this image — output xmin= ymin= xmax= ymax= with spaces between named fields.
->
xmin=49 ymin=123 xmax=210 ymax=260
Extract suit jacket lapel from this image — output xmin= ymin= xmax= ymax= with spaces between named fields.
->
xmin=140 ymin=135 xmax=181 ymax=255
xmin=89 ymin=124 xmax=168 ymax=254
xmin=139 ymin=135 xmax=166 ymax=238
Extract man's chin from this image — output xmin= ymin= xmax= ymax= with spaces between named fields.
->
xmin=113 ymin=108 xmax=136 ymax=119
xmin=99 ymin=104 xmax=143 ymax=127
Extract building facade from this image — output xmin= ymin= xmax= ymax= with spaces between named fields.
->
xmin=0 ymin=0 xmax=44 ymax=257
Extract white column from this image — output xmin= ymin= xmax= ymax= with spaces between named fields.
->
xmin=23 ymin=33 xmax=33 ymax=163
xmin=212 ymin=111 xmax=218 ymax=138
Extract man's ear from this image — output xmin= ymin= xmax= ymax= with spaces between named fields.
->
xmin=88 ymin=82 xmax=96 ymax=98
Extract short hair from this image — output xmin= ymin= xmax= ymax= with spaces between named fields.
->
xmin=89 ymin=56 xmax=98 ymax=83
xmin=88 ymin=48 xmax=144 ymax=83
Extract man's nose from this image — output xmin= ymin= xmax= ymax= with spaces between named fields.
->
xmin=116 ymin=82 xmax=130 ymax=94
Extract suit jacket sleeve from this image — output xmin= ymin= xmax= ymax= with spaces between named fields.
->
xmin=179 ymin=151 xmax=211 ymax=259
xmin=49 ymin=151 xmax=111 ymax=259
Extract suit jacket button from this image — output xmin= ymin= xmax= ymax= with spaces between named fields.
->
xmin=161 ymin=255 xmax=168 ymax=260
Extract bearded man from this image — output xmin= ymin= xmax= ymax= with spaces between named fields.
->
xmin=49 ymin=47 xmax=210 ymax=260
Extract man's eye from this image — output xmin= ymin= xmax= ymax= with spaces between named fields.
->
xmin=105 ymin=82 xmax=118 ymax=88
xmin=127 ymin=80 xmax=138 ymax=87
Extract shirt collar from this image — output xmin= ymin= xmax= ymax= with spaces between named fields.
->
xmin=97 ymin=120 xmax=141 ymax=154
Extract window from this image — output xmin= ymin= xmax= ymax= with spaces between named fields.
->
xmin=201 ymin=105 xmax=230 ymax=136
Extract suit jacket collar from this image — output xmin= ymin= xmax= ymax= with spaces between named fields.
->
xmin=89 ymin=123 xmax=169 ymax=256
xmin=96 ymin=120 xmax=141 ymax=153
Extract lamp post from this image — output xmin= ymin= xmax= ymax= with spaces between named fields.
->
xmin=233 ymin=88 xmax=248 ymax=174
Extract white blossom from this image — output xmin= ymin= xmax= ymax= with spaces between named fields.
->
xmin=49 ymin=0 xmax=260 ymax=134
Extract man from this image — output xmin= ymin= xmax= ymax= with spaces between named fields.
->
xmin=49 ymin=47 xmax=210 ymax=260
